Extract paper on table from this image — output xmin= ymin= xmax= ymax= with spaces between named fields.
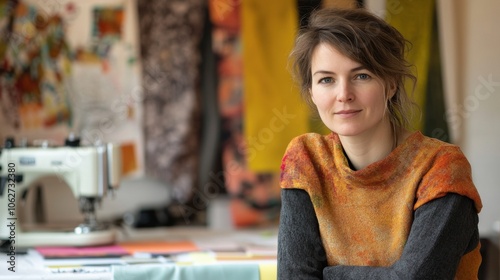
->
xmin=35 ymin=245 xmax=129 ymax=259
xmin=259 ymin=262 xmax=277 ymax=280
xmin=113 ymin=262 xmax=261 ymax=280
xmin=119 ymin=240 xmax=199 ymax=255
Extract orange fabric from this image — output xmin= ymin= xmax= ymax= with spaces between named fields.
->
xmin=119 ymin=240 xmax=198 ymax=254
xmin=280 ymin=131 xmax=482 ymax=274
xmin=455 ymin=243 xmax=482 ymax=280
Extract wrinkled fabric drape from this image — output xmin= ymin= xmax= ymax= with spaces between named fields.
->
xmin=386 ymin=0 xmax=448 ymax=140
xmin=242 ymin=0 xmax=309 ymax=172
xmin=322 ymin=0 xmax=358 ymax=9
xmin=386 ymin=0 xmax=434 ymax=132
xmin=209 ymin=0 xmax=282 ymax=227
xmin=137 ymin=0 xmax=205 ymax=203
xmin=423 ymin=7 xmax=449 ymax=142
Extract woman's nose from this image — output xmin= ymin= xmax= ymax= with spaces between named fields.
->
xmin=336 ymin=81 xmax=354 ymax=102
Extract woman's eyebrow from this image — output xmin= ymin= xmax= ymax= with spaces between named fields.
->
xmin=312 ymin=66 xmax=367 ymax=76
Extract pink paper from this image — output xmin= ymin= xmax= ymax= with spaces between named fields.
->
xmin=36 ymin=245 xmax=129 ymax=258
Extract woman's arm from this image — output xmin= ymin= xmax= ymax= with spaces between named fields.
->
xmin=278 ymin=188 xmax=327 ymax=280
xmin=323 ymin=193 xmax=480 ymax=279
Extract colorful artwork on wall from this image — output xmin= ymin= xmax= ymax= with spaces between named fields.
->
xmin=92 ymin=6 xmax=124 ymax=42
xmin=0 ymin=1 xmax=72 ymax=132
xmin=0 ymin=0 xmax=144 ymax=177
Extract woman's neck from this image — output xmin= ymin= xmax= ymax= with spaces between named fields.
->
xmin=339 ymin=120 xmax=398 ymax=171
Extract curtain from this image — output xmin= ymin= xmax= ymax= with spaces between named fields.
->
xmin=386 ymin=0 xmax=448 ymax=139
xmin=423 ymin=7 xmax=449 ymax=142
xmin=386 ymin=0 xmax=434 ymax=132
xmin=137 ymin=0 xmax=205 ymax=203
xmin=242 ymin=0 xmax=310 ymax=172
xmin=209 ymin=0 xmax=290 ymax=227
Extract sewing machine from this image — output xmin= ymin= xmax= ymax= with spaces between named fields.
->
xmin=0 ymin=136 xmax=121 ymax=247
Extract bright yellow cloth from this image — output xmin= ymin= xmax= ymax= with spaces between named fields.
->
xmin=259 ymin=263 xmax=277 ymax=280
xmin=322 ymin=0 xmax=357 ymax=9
xmin=242 ymin=0 xmax=309 ymax=172
xmin=386 ymin=0 xmax=435 ymax=131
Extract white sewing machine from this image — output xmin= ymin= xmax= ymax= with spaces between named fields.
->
xmin=0 ymin=136 xmax=121 ymax=248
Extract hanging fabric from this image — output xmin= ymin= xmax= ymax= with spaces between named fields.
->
xmin=209 ymin=0 xmax=287 ymax=227
xmin=322 ymin=0 xmax=358 ymax=9
xmin=386 ymin=0 xmax=435 ymax=132
xmin=242 ymin=0 xmax=310 ymax=173
xmin=0 ymin=0 xmax=72 ymax=136
xmin=137 ymin=0 xmax=205 ymax=203
xmin=423 ymin=7 xmax=449 ymax=142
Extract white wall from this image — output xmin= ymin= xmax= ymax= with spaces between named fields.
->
xmin=458 ymin=0 xmax=500 ymax=236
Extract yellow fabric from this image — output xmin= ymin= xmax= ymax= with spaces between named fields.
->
xmin=242 ymin=0 xmax=309 ymax=172
xmin=455 ymin=244 xmax=482 ymax=280
xmin=322 ymin=0 xmax=357 ymax=9
xmin=259 ymin=263 xmax=277 ymax=280
xmin=386 ymin=0 xmax=435 ymax=131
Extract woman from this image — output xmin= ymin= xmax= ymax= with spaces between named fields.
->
xmin=278 ymin=8 xmax=482 ymax=279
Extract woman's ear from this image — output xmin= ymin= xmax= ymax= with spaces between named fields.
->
xmin=387 ymin=81 xmax=397 ymax=99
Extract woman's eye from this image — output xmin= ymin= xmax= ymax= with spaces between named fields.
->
xmin=356 ymin=73 xmax=371 ymax=80
xmin=319 ymin=77 xmax=333 ymax=84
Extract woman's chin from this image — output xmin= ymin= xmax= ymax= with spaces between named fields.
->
xmin=330 ymin=128 xmax=363 ymax=137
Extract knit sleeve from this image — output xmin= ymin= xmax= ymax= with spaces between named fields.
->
xmin=278 ymin=188 xmax=327 ymax=280
xmin=323 ymin=193 xmax=480 ymax=279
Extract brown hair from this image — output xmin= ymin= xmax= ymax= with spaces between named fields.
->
xmin=289 ymin=8 xmax=418 ymax=129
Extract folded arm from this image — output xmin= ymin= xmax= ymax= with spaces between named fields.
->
xmin=278 ymin=188 xmax=327 ymax=279
xmin=278 ymin=189 xmax=479 ymax=280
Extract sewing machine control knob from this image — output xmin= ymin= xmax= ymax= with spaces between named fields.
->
xmin=4 ymin=137 xmax=15 ymax=149
xmin=65 ymin=133 xmax=81 ymax=147
xmin=20 ymin=138 xmax=28 ymax=147
xmin=32 ymin=139 xmax=52 ymax=148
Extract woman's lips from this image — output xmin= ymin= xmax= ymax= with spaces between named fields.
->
xmin=335 ymin=109 xmax=362 ymax=118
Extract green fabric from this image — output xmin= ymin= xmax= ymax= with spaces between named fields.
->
xmin=113 ymin=263 xmax=260 ymax=280
xmin=423 ymin=8 xmax=449 ymax=142
xmin=386 ymin=0 xmax=435 ymax=131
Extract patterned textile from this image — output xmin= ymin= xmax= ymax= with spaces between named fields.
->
xmin=137 ymin=0 xmax=205 ymax=202
xmin=0 ymin=1 xmax=72 ymax=133
xmin=280 ymin=131 xmax=482 ymax=276
xmin=209 ymin=0 xmax=281 ymax=227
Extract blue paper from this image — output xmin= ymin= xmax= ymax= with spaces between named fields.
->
xmin=113 ymin=263 xmax=261 ymax=280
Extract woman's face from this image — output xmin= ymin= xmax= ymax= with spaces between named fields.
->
xmin=310 ymin=43 xmax=393 ymax=138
